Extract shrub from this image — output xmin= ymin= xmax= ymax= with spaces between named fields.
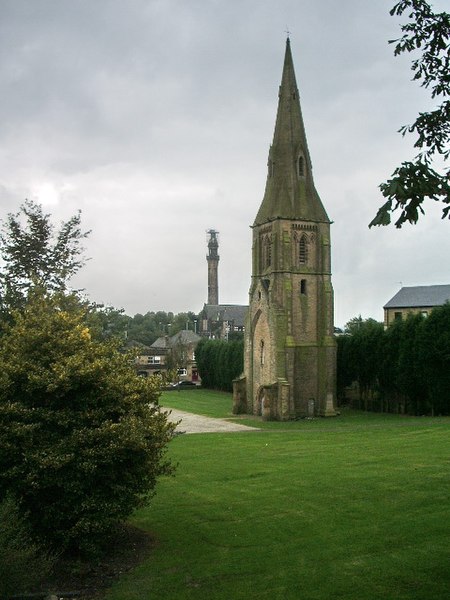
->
xmin=0 ymin=290 xmax=176 ymax=556
xmin=0 ymin=496 xmax=55 ymax=599
xmin=196 ymin=338 xmax=243 ymax=391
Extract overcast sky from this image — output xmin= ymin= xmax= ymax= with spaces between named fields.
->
xmin=1 ymin=0 xmax=448 ymax=327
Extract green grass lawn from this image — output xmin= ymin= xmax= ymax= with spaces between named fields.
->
xmin=160 ymin=388 xmax=234 ymax=418
xmin=105 ymin=392 xmax=450 ymax=600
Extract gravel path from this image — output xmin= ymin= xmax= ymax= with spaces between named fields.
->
xmin=166 ymin=408 xmax=258 ymax=434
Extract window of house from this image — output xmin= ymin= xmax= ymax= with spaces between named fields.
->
xmin=260 ymin=340 xmax=265 ymax=366
xmin=394 ymin=312 xmax=402 ymax=321
xmin=421 ymin=311 xmax=428 ymax=317
xmin=148 ymin=355 xmax=161 ymax=364
xmin=298 ymin=156 xmax=305 ymax=177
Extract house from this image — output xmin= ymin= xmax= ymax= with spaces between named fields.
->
xmin=199 ymin=303 xmax=248 ymax=339
xmin=129 ymin=329 xmax=201 ymax=383
xmin=128 ymin=340 xmax=169 ymax=378
xmin=383 ymin=284 xmax=450 ymax=327
xmin=152 ymin=330 xmax=201 ymax=382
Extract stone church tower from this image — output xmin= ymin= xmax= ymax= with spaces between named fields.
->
xmin=233 ymin=38 xmax=336 ymax=420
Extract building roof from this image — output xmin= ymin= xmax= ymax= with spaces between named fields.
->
xmin=151 ymin=336 xmax=172 ymax=349
xmin=203 ymin=304 xmax=248 ymax=327
xmin=384 ymin=285 xmax=450 ymax=309
xmin=253 ymin=37 xmax=329 ymax=226
xmin=169 ymin=330 xmax=201 ymax=345
xmin=151 ymin=330 xmax=201 ymax=348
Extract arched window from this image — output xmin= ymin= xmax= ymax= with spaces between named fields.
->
xmin=298 ymin=156 xmax=305 ymax=177
xmin=261 ymin=235 xmax=272 ymax=269
xmin=299 ymin=234 xmax=308 ymax=264
xmin=266 ymin=239 xmax=272 ymax=268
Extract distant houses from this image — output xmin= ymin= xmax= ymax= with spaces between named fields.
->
xmin=133 ymin=329 xmax=201 ymax=383
xmin=199 ymin=303 xmax=247 ymax=339
xmin=383 ymin=284 xmax=450 ymax=327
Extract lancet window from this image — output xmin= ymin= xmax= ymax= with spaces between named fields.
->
xmin=261 ymin=234 xmax=272 ymax=269
xmin=298 ymin=234 xmax=308 ymax=264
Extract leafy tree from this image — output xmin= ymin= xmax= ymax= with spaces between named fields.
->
xmin=370 ymin=0 xmax=450 ymax=228
xmin=165 ymin=337 xmax=190 ymax=372
xmin=0 ymin=200 xmax=89 ymax=314
xmin=419 ymin=303 xmax=450 ymax=414
xmin=126 ymin=311 xmax=199 ymax=347
xmin=87 ymin=304 xmax=130 ymax=341
xmin=378 ymin=318 xmax=404 ymax=412
xmin=0 ymin=289 xmax=175 ymax=556
xmin=397 ymin=313 xmax=426 ymax=413
xmin=171 ymin=311 xmax=197 ymax=335
xmin=336 ymin=335 xmax=354 ymax=402
xmin=195 ymin=338 xmax=243 ymax=392
xmin=338 ymin=317 xmax=384 ymax=409
xmin=195 ymin=338 xmax=213 ymax=388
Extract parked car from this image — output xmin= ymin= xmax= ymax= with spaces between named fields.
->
xmin=171 ymin=380 xmax=198 ymax=388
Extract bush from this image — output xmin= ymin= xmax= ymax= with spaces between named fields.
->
xmin=0 ymin=290 xmax=176 ymax=556
xmin=196 ymin=338 xmax=243 ymax=392
xmin=0 ymin=496 xmax=55 ymax=599
xmin=338 ymin=307 xmax=450 ymax=415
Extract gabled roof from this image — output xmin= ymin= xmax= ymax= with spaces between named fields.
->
xmin=151 ymin=330 xmax=201 ymax=348
xmin=203 ymin=304 xmax=248 ymax=327
xmin=170 ymin=330 xmax=201 ymax=345
xmin=384 ymin=285 xmax=450 ymax=309
xmin=151 ymin=336 xmax=172 ymax=349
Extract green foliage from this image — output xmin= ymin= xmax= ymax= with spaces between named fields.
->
xmin=371 ymin=0 xmax=450 ymax=227
xmin=419 ymin=303 xmax=450 ymax=414
xmin=195 ymin=338 xmax=243 ymax=392
xmin=165 ymin=337 xmax=190 ymax=372
xmin=0 ymin=495 xmax=55 ymax=599
xmin=0 ymin=290 xmax=176 ymax=555
xmin=336 ymin=335 xmax=354 ymax=399
xmin=87 ymin=304 xmax=130 ymax=341
xmin=338 ymin=306 xmax=450 ymax=415
xmin=124 ymin=311 xmax=198 ymax=347
xmin=338 ymin=318 xmax=384 ymax=408
xmin=0 ymin=200 xmax=89 ymax=314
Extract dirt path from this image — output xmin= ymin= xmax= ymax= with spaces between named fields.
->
xmin=166 ymin=408 xmax=258 ymax=434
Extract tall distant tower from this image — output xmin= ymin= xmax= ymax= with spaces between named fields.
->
xmin=207 ymin=229 xmax=220 ymax=305
xmin=233 ymin=38 xmax=336 ymax=420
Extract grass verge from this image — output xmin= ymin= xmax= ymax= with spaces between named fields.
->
xmin=103 ymin=394 xmax=450 ymax=600
xmin=160 ymin=388 xmax=234 ymax=418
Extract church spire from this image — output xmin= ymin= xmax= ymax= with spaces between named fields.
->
xmin=254 ymin=38 xmax=329 ymax=226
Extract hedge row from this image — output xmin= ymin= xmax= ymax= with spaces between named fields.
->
xmin=337 ymin=303 xmax=450 ymax=415
xmin=196 ymin=338 xmax=243 ymax=392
